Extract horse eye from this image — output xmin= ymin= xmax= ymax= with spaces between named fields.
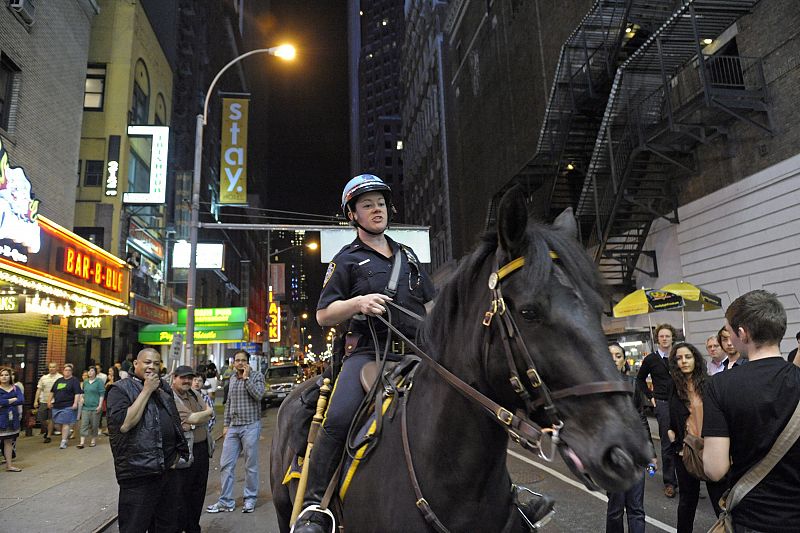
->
xmin=519 ymin=308 xmax=541 ymax=322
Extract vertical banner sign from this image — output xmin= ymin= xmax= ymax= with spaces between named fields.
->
xmin=220 ymin=98 xmax=249 ymax=204
xmin=268 ymin=290 xmax=281 ymax=343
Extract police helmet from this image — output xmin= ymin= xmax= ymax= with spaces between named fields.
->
xmin=341 ymin=174 xmax=392 ymax=218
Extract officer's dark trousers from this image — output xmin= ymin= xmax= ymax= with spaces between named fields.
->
xmin=178 ymin=441 xmax=210 ymax=533
xmin=118 ymin=469 xmax=180 ymax=533
xmin=322 ymin=352 xmax=375 ymax=444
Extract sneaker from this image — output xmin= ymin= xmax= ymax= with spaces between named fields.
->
xmin=54 ymin=431 xmax=62 ymax=436
xmin=206 ymin=502 xmax=235 ymax=513
xmin=59 ymin=441 xmax=67 ymax=449
xmin=43 ymin=437 xmax=52 ymax=443
xmin=242 ymin=502 xmax=255 ymax=513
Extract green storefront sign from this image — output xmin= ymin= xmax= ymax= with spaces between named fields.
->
xmin=176 ymin=306 xmax=247 ymax=325
xmin=138 ymin=324 xmax=248 ymax=345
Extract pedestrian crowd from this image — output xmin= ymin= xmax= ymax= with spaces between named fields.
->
xmin=607 ymin=289 xmax=800 ymax=533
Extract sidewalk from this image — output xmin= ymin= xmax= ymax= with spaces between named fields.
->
xmin=0 ymin=404 xmax=282 ymax=533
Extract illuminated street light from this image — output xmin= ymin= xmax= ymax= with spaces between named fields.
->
xmin=185 ymin=44 xmax=295 ymax=366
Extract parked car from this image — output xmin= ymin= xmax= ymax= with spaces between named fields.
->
xmin=262 ymin=364 xmax=302 ymax=408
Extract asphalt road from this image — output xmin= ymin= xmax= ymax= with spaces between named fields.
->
xmin=95 ymin=406 xmax=717 ymax=533
xmin=257 ymin=407 xmax=715 ymax=533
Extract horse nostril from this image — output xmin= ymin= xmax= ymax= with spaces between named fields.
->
xmin=604 ymin=446 xmax=634 ymax=473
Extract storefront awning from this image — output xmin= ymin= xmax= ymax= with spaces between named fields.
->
xmin=138 ymin=323 xmax=248 ymax=345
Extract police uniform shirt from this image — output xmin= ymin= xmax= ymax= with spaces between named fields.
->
xmin=318 ymin=236 xmax=434 ymax=348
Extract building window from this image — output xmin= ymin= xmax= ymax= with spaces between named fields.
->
xmin=130 ymin=59 xmax=150 ymax=125
xmin=0 ymin=54 xmax=20 ymax=131
xmin=84 ymin=160 xmax=104 ymax=187
xmin=131 ymin=82 xmax=148 ymax=124
xmin=84 ymin=64 xmax=106 ymax=110
xmin=128 ymin=149 xmax=150 ymax=193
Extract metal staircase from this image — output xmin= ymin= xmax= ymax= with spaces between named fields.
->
xmin=574 ymin=0 xmax=769 ymax=291
xmin=484 ymin=0 xmax=678 ymax=231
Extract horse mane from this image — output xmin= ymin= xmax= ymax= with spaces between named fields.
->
xmin=420 ymin=221 xmax=607 ymax=356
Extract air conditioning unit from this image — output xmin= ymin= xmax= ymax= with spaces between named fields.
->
xmin=9 ymin=0 xmax=35 ymax=25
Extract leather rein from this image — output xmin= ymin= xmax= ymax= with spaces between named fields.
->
xmin=371 ymin=250 xmax=632 ymax=532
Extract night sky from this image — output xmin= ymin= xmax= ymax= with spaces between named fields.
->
xmin=246 ymin=0 xmax=350 ymax=217
xmin=243 ymin=1 xmax=350 ymax=333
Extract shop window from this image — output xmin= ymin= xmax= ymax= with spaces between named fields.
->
xmin=84 ymin=160 xmax=104 ymax=187
xmin=0 ymin=53 xmax=20 ymax=131
xmin=84 ymin=64 xmax=106 ymax=110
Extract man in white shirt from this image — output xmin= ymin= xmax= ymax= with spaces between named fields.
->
xmin=34 ymin=362 xmax=62 ymax=443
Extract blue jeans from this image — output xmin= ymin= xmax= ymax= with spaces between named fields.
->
xmin=606 ymin=474 xmax=646 ymax=533
xmin=217 ymin=421 xmax=261 ymax=507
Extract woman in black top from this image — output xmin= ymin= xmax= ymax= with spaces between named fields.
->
xmin=667 ymin=342 xmax=728 ymax=532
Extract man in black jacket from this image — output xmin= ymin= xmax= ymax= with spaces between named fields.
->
xmin=107 ymin=348 xmax=189 ymax=533
xmin=636 ymin=323 xmax=678 ymax=498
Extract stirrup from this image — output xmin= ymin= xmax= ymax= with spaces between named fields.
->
xmin=513 ymin=485 xmax=556 ymax=531
xmin=290 ymin=505 xmax=336 ymax=533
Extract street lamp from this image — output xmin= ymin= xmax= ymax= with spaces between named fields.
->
xmin=185 ymin=44 xmax=295 ymax=366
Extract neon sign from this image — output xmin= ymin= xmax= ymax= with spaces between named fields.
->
xmin=0 ymin=294 xmax=25 ymax=313
xmin=0 ymin=139 xmax=41 ymax=253
xmin=268 ymin=291 xmax=281 ymax=342
xmin=59 ymin=246 xmax=125 ymax=293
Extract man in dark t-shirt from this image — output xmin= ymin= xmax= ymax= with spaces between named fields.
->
xmin=703 ymin=290 xmax=800 ymax=532
xmin=47 ymin=363 xmax=82 ymax=449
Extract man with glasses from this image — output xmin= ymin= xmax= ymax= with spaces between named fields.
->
xmin=34 ymin=362 xmax=61 ymax=443
xmin=207 ymin=350 xmax=265 ymax=514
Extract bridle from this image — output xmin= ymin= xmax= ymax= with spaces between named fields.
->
xmin=366 ymin=249 xmax=634 ymax=533
xmin=481 ymin=251 xmax=634 ymax=450
xmin=378 ymin=250 xmax=633 ymax=458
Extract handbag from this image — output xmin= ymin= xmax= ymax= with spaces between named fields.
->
xmin=707 ymin=397 xmax=800 ymax=533
xmin=682 ymin=433 xmax=710 ymax=481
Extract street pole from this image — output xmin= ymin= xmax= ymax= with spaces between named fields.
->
xmin=185 ymin=113 xmax=203 ymax=366
xmin=185 ymin=45 xmax=295 ymax=369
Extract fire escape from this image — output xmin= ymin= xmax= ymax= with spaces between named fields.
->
xmin=485 ymin=0 xmax=678 ymax=229
xmin=575 ymin=0 xmax=770 ymax=291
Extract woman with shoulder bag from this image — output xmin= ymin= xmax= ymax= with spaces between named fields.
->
xmin=667 ymin=342 xmax=729 ymax=532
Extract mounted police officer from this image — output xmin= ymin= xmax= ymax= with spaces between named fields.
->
xmin=292 ymin=174 xmax=435 ymax=533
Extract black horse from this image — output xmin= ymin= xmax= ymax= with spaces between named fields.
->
xmin=271 ymin=187 xmax=653 ymax=532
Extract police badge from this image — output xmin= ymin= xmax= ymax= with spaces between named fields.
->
xmin=323 ymin=262 xmax=336 ymax=287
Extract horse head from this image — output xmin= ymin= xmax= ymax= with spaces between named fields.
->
xmin=424 ymin=186 xmax=652 ymax=493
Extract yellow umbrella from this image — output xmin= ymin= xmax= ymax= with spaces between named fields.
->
xmin=660 ymin=282 xmax=722 ymax=312
xmin=613 ymin=288 xmax=685 ymax=318
xmin=613 ymin=288 xmax=685 ymax=351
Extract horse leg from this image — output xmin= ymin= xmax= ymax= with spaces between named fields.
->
xmin=270 ymin=434 xmax=295 ymax=533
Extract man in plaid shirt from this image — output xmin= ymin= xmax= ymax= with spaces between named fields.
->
xmin=206 ymin=350 xmax=265 ymax=514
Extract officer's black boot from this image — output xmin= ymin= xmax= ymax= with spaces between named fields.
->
xmin=292 ymin=428 xmax=343 ymax=533
xmin=514 ymin=485 xmax=556 ymax=530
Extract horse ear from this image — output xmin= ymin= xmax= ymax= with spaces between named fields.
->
xmin=552 ymin=207 xmax=578 ymax=240
xmin=497 ymin=186 xmax=528 ymax=254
